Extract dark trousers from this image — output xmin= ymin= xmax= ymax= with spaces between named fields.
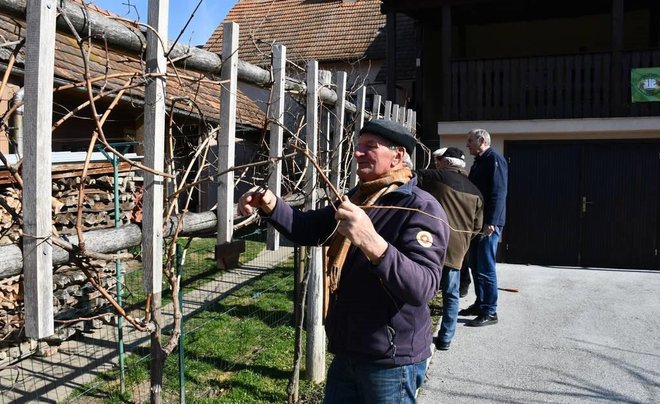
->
xmin=459 ymin=255 xmax=471 ymax=292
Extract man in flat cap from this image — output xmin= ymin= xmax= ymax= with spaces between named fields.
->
xmin=417 ymin=147 xmax=483 ymax=350
xmin=238 ymin=119 xmax=449 ymax=403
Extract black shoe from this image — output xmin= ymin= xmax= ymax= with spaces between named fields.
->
xmin=465 ymin=313 xmax=498 ymax=327
xmin=459 ymin=285 xmax=469 ymax=298
xmin=435 ymin=340 xmax=451 ymax=351
xmin=458 ymin=304 xmax=481 ymax=317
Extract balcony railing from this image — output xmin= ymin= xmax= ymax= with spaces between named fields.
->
xmin=448 ymin=50 xmax=660 ymax=121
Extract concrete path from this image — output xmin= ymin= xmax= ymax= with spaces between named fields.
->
xmin=419 ymin=264 xmax=660 ymax=404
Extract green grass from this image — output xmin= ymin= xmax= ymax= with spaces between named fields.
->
xmin=75 ymin=250 xmax=326 ymax=403
xmin=120 ymin=236 xmax=266 ymax=309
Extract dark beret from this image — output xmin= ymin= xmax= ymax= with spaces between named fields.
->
xmin=360 ymin=119 xmax=416 ymax=155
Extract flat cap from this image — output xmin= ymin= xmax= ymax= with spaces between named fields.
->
xmin=360 ymin=119 xmax=416 ymax=155
xmin=437 ymin=147 xmax=465 ymax=161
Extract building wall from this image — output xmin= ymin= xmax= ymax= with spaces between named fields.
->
xmin=437 ymin=117 xmax=660 ymax=168
xmin=464 ymin=10 xmax=653 ymax=58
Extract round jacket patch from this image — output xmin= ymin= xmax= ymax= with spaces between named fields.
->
xmin=416 ymin=231 xmax=433 ymax=248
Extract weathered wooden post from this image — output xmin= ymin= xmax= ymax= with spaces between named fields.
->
xmin=372 ymin=94 xmax=382 ymax=119
xmin=384 ymin=100 xmax=392 ymax=121
xmin=305 ymin=60 xmax=325 ymax=383
xmin=392 ymin=104 xmax=400 ymax=123
xmin=266 ymin=44 xmax=286 ymax=250
xmin=23 ymin=0 xmax=57 ymax=339
xmin=143 ymin=1 xmax=168 ymax=402
xmin=348 ymin=86 xmax=366 ymax=188
xmin=330 ymin=71 xmax=347 ymax=194
xmin=216 ymin=22 xmax=243 ymax=268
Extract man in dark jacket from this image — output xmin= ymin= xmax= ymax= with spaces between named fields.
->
xmin=460 ymin=128 xmax=508 ymax=327
xmin=238 ymin=119 xmax=449 ymax=403
xmin=417 ymin=147 xmax=483 ymax=350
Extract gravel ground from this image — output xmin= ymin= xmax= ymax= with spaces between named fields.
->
xmin=418 ymin=263 xmax=660 ymax=404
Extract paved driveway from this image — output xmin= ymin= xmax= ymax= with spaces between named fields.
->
xmin=419 ymin=264 xmax=660 ymax=404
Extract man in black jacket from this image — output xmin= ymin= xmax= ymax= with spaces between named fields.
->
xmin=460 ymin=128 xmax=508 ymax=327
xmin=417 ymin=147 xmax=483 ymax=350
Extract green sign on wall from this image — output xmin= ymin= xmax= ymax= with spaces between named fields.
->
xmin=631 ymin=67 xmax=660 ymax=102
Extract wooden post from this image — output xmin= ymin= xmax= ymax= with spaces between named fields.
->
xmin=23 ymin=0 xmax=56 ymax=339
xmin=440 ymin=4 xmax=452 ymax=121
xmin=384 ymin=100 xmax=392 ymax=121
xmin=143 ymin=1 xmax=168 ymax=403
xmin=610 ymin=0 xmax=624 ymax=115
xmin=348 ymin=86 xmax=366 ymax=188
xmin=319 ymin=70 xmax=332 ymax=198
xmin=407 ymin=108 xmax=414 ymax=131
xmin=411 ymin=110 xmax=417 ymax=135
xmin=267 ymin=44 xmax=286 ymax=250
xmin=386 ymin=12 xmax=397 ymax=102
xmin=330 ymin=71 xmax=347 ymax=195
xmin=392 ymin=104 xmax=400 ymax=123
xmin=217 ymin=22 xmax=239 ymax=244
xmin=372 ymin=94 xmax=382 ymax=119
xmin=305 ymin=60 xmax=325 ymax=383
xmin=142 ymin=0 xmax=167 ymax=295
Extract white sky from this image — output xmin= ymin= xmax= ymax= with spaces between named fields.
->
xmin=93 ymin=0 xmax=235 ymax=46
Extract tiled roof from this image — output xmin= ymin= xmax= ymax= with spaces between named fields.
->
xmin=205 ymin=0 xmax=387 ymax=66
xmin=0 ymin=6 xmax=265 ymax=130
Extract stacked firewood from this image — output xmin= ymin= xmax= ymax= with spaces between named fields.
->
xmin=51 ymin=172 xmax=139 ymax=235
xmin=0 ymin=162 xmax=142 ymax=366
xmin=0 ymin=262 xmax=121 ymax=367
xmin=0 ymin=168 xmax=141 ymax=245
xmin=0 ymin=187 xmax=22 ymax=244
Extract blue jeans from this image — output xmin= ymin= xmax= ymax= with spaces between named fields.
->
xmin=324 ymin=355 xmax=428 ymax=404
xmin=438 ymin=266 xmax=460 ymax=344
xmin=468 ymin=226 xmax=502 ymax=316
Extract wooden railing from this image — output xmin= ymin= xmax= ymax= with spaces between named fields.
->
xmin=447 ymin=50 xmax=660 ymax=121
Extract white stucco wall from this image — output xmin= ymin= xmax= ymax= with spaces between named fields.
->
xmin=437 ymin=116 xmax=660 ymax=168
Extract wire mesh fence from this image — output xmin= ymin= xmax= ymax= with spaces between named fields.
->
xmin=0 ymin=225 xmax=308 ymax=403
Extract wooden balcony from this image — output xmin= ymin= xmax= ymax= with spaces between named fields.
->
xmin=447 ymin=50 xmax=660 ymax=121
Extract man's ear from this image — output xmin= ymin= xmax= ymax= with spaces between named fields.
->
xmin=391 ymin=147 xmax=405 ymax=166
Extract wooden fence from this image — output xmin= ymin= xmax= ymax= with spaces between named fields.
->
xmin=0 ymin=0 xmax=417 ymax=396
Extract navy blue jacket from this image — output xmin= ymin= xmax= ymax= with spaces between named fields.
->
xmin=265 ymin=177 xmax=449 ymax=365
xmin=468 ymin=147 xmax=508 ymax=227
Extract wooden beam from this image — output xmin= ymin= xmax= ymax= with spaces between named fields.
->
xmin=217 ymin=22 xmax=239 ymax=244
xmin=440 ymin=4 xmax=452 ymax=121
xmin=331 ymin=71 xmax=347 ymax=194
xmin=386 ymin=12 xmax=397 ymax=102
xmin=266 ymin=44 xmax=286 ymax=250
xmin=23 ymin=0 xmax=56 ymax=339
xmin=142 ymin=0 xmax=168 ymax=294
xmin=0 ymin=210 xmax=256 ymax=278
xmin=610 ymin=0 xmax=624 ymax=115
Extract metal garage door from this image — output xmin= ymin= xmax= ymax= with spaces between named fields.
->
xmin=504 ymin=140 xmax=660 ymax=270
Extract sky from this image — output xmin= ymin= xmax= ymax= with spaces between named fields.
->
xmin=93 ymin=0 xmax=236 ymax=46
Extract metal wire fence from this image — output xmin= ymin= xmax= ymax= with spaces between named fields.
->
xmin=0 ymin=226 xmax=301 ymax=403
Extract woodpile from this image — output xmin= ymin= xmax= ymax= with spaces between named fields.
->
xmin=0 ymin=161 xmax=143 ymax=367
xmin=0 ymin=162 xmax=142 ymax=244
xmin=51 ymin=172 xmax=140 ymax=235
xmin=0 ymin=261 xmax=128 ymax=367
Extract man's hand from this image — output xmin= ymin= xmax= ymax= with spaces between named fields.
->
xmin=484 ymin=224 xmax=496 ymax=236
xmin=334 ymin=196 xmax=388 ymax=263
xmin=237 ymin=187 xmax=276 ymax=216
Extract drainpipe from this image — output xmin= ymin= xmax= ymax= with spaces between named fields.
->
xmin=11 ymin=87 xmax=24 ymax=156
